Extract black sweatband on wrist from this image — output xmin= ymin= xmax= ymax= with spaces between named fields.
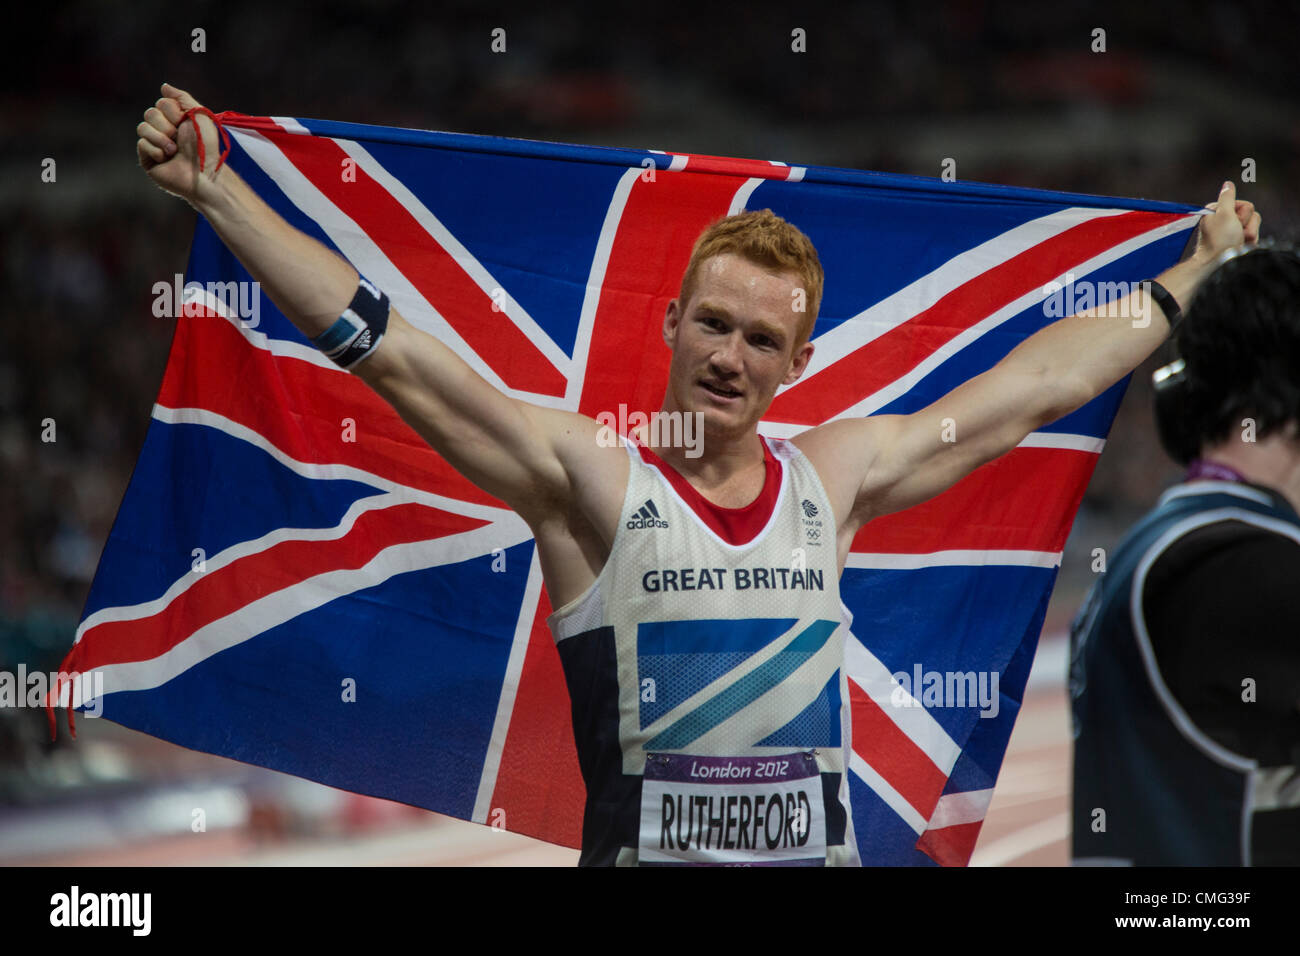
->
xmin=314 ymin=275 xmax=390 ymax=369
xmin=1146 ymin=280 xmax=1183 ymax=337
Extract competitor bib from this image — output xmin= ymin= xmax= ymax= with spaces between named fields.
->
xmin=638 ymin=752 xmax=827 ymax=866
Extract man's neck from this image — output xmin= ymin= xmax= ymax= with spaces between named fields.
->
xmin=644 ymin=423 xmax=764 ymax=478
xmin=635 ymin=403 xmax=767 ymax=494
xmin=1198 ymin=431 xmax=1300 ymax=515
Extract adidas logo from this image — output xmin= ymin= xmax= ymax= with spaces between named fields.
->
xmin=355 ymin=329 xmax=372 ymax=349
xmin=626 ymin=499 xmax=668 ymax=529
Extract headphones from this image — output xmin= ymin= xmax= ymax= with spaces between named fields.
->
xmin=1152 ymin=355 xmax=1198 ymax=465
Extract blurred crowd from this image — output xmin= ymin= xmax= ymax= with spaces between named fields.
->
xmin=2 ymin=0 xmax=1296 ymax=851
xmin=21 ymin=1 xmax=1297 ymax=131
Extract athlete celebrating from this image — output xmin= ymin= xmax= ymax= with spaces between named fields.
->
xmin=137 ymin=84 xmax=1260 ymax=865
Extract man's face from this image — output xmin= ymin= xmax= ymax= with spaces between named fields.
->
xmin=663 ymin=252 xmax=815 ymax=439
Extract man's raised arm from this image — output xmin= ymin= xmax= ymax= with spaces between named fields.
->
xmin=137 ymin=84 xmax=600 ymax=525
xmin=838 ymin=183 xmax=1261 ymax=525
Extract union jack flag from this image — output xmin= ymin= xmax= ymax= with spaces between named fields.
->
xmin=56 ymin=112 xmax=1199 ymax=865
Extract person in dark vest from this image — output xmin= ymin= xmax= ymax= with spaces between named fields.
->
xmin=1070 ymin=243 xmax=1300 ymax=866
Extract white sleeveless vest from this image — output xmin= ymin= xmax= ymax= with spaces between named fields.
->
xmin=548 ymin=435 xmax=860 ymax=866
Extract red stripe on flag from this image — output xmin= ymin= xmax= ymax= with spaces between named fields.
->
xmin=216 ymin=112 xmax=294 ymax=134
xmin=488 ymin=589 xmax=585 ymax=849
xmin=768 ymin=210 xmax=1185 ymax=423
xmin=158 ymin=313 xmax=504 ymax=507
xmin=260 ymin=129 xmax=568 ymax=397
xmin=848 ymin=677 xmax=948 ymax=820
xmin=916 ymin=822 xmax=984 ymax=867
xmin=677 ymin=154 xmax=798 ymax=179
xmin=578 ymin=171 xmax=749 ymax=418
xmin=852 ymin=445 xmax=1098 ymax=554
xmin=71 ymin=503 xmax=485 ymax=673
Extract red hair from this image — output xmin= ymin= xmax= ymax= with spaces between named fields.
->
xmin=678 ymin=209 xmax=824 ymax=346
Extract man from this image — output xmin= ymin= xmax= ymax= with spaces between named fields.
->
xmin=1070 ymin=245 xmax=1300 ymax=866
xmin=137 ymin=83 xmax=1258 ymax=865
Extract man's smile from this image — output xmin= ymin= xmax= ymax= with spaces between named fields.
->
xmin=698 ymin=379 xmax=743 ymax=400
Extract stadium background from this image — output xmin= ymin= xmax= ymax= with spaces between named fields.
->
xmin=2 ymin=0 xmax=1297 ymax=865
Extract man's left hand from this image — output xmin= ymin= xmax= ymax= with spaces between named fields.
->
xmin=1191 ymin=180 xmax=1262 ymax=265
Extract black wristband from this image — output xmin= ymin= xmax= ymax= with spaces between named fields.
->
xmin=1147 ymin=280 xmax=1182 ymax=337
xmin=313 ymin=275 xmax=390 ymax=369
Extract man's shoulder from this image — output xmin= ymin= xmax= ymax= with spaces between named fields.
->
xmin=1146 ymin=516 xmax=1300 ymax=595
xmin=523 ymin=407 xmax=631 ymax=536
xmin=1140 ymin=487 xmax=1300 ymax=665
xmin=1142 ymin=480 xmax=1300 ymax=572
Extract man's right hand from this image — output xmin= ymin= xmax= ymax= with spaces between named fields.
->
xmin=132 ymin=83 xmax=628 ymax=607
xmin=136 ymin=83 xmax=224 ymax=204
